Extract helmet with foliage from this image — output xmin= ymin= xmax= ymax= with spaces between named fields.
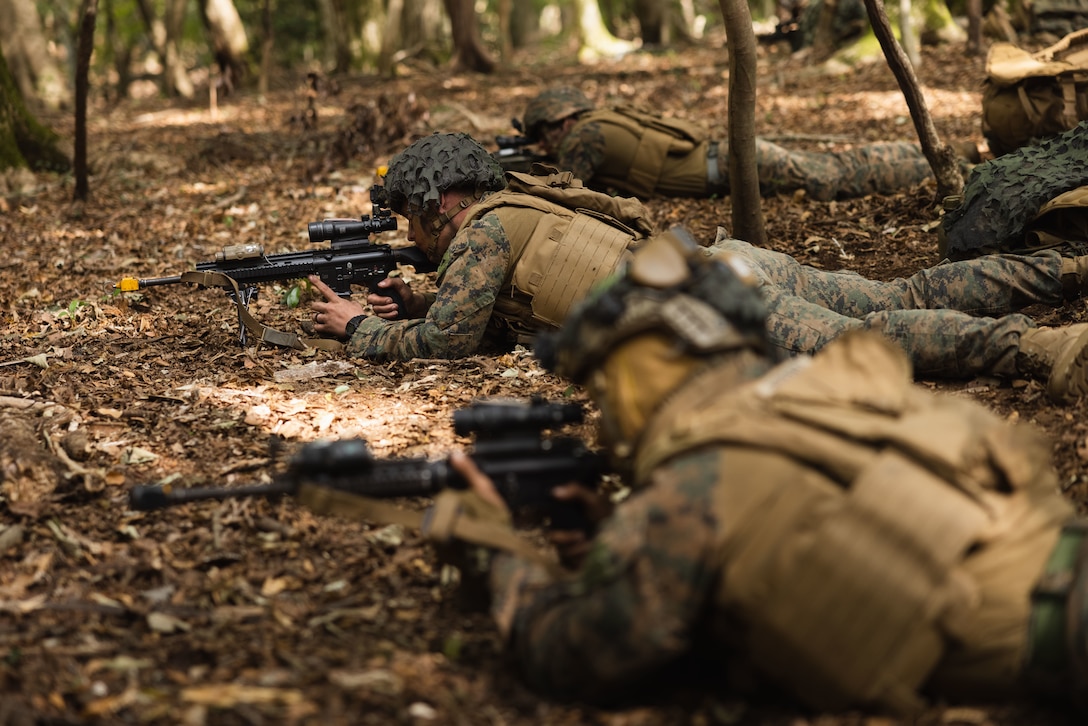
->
xmin=383 ymin=133 xmax=506 ymax=218
xmin=536 ymin=227 xmax=770 ymax=384
xmin=523 ymin=87 xmax=596 ymax=141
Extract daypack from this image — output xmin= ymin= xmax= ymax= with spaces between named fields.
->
xmin=506 ymin=164 xmax=658 ymax=238
xmin=939 ymin=122 xmax=1088 ymax=259
xmin=981 ymin=28 xmax=1088 ymax=157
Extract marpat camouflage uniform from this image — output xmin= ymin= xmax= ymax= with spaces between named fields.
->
xmin=709 ymin=231 xmax=1070 ymax=378
xmin=489 ymin=334 xmax=1075 ymax=709
xmin=487 ymin=236 xmax=1084 ymax=710
xmin=346 ymin=213 xmax=513 ymax=361
xmin=556 ymin=113 xmax=936 ymax=200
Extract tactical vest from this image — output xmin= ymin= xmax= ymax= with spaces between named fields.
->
xmin=633 ymin=333 xmax=1070 ymax=712
xmin=576 ymin=108 xmax=715 ymax=198
xmin=982 ymin=28 xmax=1088 ymax=157
xmin=461 ymin=188 xmax=643 ymax=343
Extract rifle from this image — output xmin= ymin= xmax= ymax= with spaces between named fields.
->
xmin=115 ymin=186 xmax=436 ymax=346
xmin=128 ymin=399 xmax=606 ymax=534
xmin=493 ymin=118 xmax=549 ymax=173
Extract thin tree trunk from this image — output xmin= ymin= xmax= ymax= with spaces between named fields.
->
xmin=163 ymin=0 xmax=194 ymax=98
xmin=718 ymin=0 xmax=765 ymax=247
xmin=74 ymin=0 xmax=98 ymax=201
xmin=863 ymin=0 xmax=962 ymax=201
xmin=899 ymin=0 xmax=919 ymax=68
xmin=573 ymin=0 xmax=638 ymax=61
xmin=443 ymin=0 xmax=495 ymax=72
xmin=966 ymin=0 xmax=982 ymax=55
xmin=200 ymin=0 xmax=250 ymax=93
xmin=316 ymin=0 xmax=352 ymax=74
xmin=378 ymin=0 xmax=404 ymax=77
xmin=259 ymin=0 xmax=273 ymax=95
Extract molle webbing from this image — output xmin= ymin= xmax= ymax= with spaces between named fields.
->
xmin=461 ymin=192 xmax=635 ymax=329
xmin=584 ymin=110 xmax=713 ymax=198
xmin=634 ymin=334 xmax=1055 ymax=712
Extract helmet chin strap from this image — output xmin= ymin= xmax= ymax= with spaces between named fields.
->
xmin=426 ymin=190 xmax=484 ymax=237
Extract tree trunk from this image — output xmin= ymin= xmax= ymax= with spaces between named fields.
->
xmin=103 ymin=0 xmax=135 ymax=101
xmin=899 ymin=0 xmax=919 ymax=67
xmin=635 ymin=0 xmax=669 ymax=46
xmin=199 ymin=0 xmax=250 ymax=93
xmin=574 ymin=0 xmax=639 ymax=61
xmin=316 ymin=0 xmax=352 ymax=74
xmin=378 ymin=0 xmax=405 ymax=77
xmin=966 ymin=0 xmax=982 ymax=55
xmin=163 ymin=0 xmax=194 ymax=98
xmin=863 ymin=0 xmax=962 ymax=201
xmin=0 ymin=0 xmax=72 ymax=110
xmin=811 ymin=0 xmax=839 ymax=62
xmin=443 ymin=0 xmax=495 ymax=72
xmin=718 ymin=0 xmax=766 ymax=247
xmin=258 ymin=0 xmax=274 ymax=95
xmin=74 ymin=0 xmax=98 ymax=201
xmin=0 ymin=42 xmax=70 ymax=172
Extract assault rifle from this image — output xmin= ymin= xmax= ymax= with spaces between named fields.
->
xmin=493 ymin=118 xmax=548 ymax=173
xmin=128 ymin=399 xmax=606 ymax=533
xmin=115 ymin=186 xmax=435 ymax=346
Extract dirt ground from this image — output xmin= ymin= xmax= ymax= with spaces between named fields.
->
xmin=2 ymin=32 xmax=1086 ymax=726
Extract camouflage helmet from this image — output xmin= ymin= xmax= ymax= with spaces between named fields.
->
xmin=523 ymin=87 xmax=595 ymax=141
xmin=535 ymin=227 xmax=770 ymax=384
xmin=383 ymin=133 xmax=506 ymax=218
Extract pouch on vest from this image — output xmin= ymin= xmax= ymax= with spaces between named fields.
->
xmin=592 ymin=109 xmax=710 ymax=198
xmin=1024 ymin=184 xmax=1088 ymax=253
xmin=981 ymin=28 xmax=1088 ymax=157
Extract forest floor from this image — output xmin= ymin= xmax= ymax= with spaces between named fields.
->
xmin=1 ymin=29 xmax=1086 ymax=726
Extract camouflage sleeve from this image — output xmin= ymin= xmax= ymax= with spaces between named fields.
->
xmin=344 ymin=214 xmax=511 ymax=361
xmin=488 ymin=448 xmax=723 ymax=701
xmin=556 ymin=120 xmax=607 ymax=184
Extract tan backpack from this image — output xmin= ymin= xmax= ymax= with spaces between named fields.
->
xmin=981 ymin=28 xmax=1088 ymax=156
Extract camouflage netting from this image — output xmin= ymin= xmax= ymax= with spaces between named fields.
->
xmin=940 ymin=122 xmax=1088 ymax=259
xmin=383 ymin=133 xmax=506 ymax=217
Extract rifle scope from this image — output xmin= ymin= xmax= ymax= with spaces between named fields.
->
xmin=453 ymin=399 xmax=584 ymax=437
xmin=307 ymin=216 xmax=398 ymax=245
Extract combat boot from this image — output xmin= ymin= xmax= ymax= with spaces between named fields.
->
xmin=1016 ymin=325 xmax=1088 ymax=402
xmin=1062 ymin=256 xmax=1088 ymax=300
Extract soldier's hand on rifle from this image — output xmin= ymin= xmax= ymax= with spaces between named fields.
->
xmin=309 ymin=275 xmax=366 ymax=338
xmin=448 ymin=451 xmax=510 ymax=514
xmin=368 ymin=277 xmax=427 ymax=319
xmin=547 ymin=484 xmax=612 ymax=570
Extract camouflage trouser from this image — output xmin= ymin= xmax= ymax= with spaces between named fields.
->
xmin=716 ymin=138 xmax=937 ymax=200
xmin=710 ymin=233 xmax=1069 ymax=378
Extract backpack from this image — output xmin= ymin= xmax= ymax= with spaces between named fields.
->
xmin=506 ymin=164 xmax=658 ymax=238
xmin=981 ymin=28 xmax=1088 ymax=157
xmin=939 ymin=122 xmax=1088 ymax=260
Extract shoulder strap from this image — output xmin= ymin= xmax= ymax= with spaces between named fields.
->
xmin=180 ymin=270 xmax=343 ymax=352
